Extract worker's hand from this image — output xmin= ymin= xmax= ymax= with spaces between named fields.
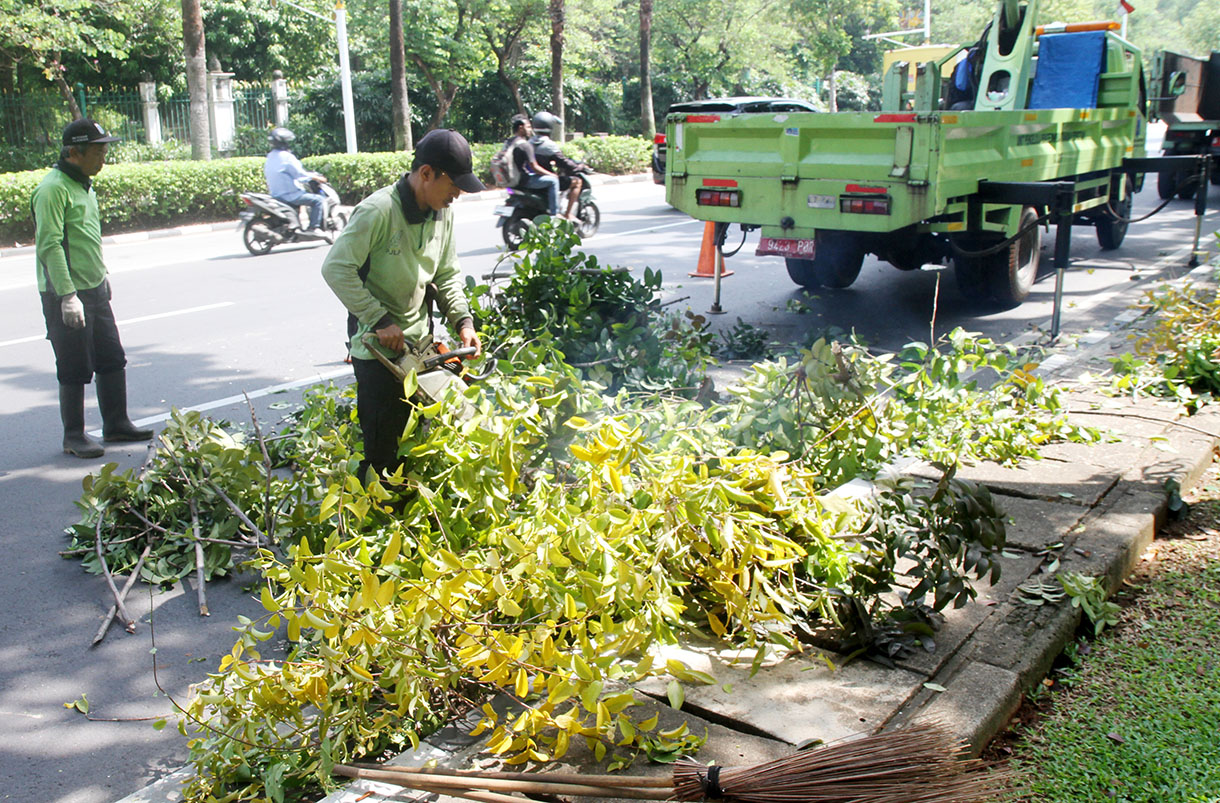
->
xmin=61 ymin=293 xmax=86 ymax=329
xmin=375 ymin=323 xmax=405 ymax=353
xmin=459 ymin=325 xmax=482 ymax=357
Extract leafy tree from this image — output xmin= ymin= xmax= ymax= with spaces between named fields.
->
xmin=651 ymin=0 xmax=798 ymax=99
xmin=0 ymin=0 xmax=131 ymax=111
xmin=199 ymin=0 xmax=333 ymax=81
xmin=403 ymin=0 xmax=491 ymax=129
xmin=474 ymin=0 xmax=547 ymax=116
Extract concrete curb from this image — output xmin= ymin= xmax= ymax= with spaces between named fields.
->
xmin=0 ymin=173 xmax=653 ymax=259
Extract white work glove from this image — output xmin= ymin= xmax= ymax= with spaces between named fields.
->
xmin=61 ymin=293 xmax=85 ymax=329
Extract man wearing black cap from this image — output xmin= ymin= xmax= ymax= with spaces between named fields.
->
xmin=321 ymin=128 xmax=486 ymax=480
xmin=31 ymin=118 xmax=153 ymax=458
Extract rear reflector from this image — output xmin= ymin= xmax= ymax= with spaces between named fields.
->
xmin=697 ymin=189 xmax=741 ymax=207
xmin=702 ymin=178 xmax=738 ymax=187
xmin=873 ymin=113 xmax=916 ymax=123
xmin=685 ymin=114 xmax=722 ymax=123
xmin=654 ymin=132 xmax=667 ymax=145
xmin=840 ymin=195 xmax=891 ymax=215
xmin=1211 ymin=136 xmax=1220 ymax=147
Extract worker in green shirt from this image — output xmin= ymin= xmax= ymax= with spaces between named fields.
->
xmin=32 ymin=118 xmax=153 ymax=458
xmin=322 ymin=129 xmax=485 ymax=481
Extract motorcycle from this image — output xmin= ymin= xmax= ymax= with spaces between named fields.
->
xmin=494 ymin=170 xmax=600 ymax=249
xmin=237 ymin=178 xmax=347 ymax=255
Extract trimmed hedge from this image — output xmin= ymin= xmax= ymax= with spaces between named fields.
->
xmin=0 ymin=136 xmax=650 ymax=245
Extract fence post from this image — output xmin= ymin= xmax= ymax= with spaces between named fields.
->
xmin=271 ymin=70 xmax=289 ymax=127
xmin=207 ymin=71 xmax=236 ymax=153
xmin=75 ymin=83 xmax=86 ymax=117
xmin=139 ymin=81 xmax=162 ymax=144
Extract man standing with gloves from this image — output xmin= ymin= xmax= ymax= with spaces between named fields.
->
xmin=32 ymin=118 xmax=153 ymax=458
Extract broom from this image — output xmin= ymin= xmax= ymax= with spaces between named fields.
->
xmin=334 ymin=722 xmax=1013 ymax=803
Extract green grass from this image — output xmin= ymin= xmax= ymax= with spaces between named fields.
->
xmin=1011 ymin=508 xmax=1220 ymax=802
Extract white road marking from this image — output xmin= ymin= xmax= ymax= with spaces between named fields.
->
xmin=0 ymin=302 xmax=235 ymax=349
xmin=87 ymin=367 xmax=353 ymax=436
xmin=583 ymin=218 xmax=701 ymax=242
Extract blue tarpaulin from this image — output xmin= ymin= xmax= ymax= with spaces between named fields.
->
xmin=1028 ymin=31 xmax=1107 ymax=109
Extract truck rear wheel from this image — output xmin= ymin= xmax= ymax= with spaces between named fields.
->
xmin=954 ymin=206 xmax=1040 ymax=307
xmin=1096 ymin=186 xmax=1131 ymax=250
xmin=785 ymin=231 xmax=865 ymax=289
xmin=1157 ymin=169 xmax=1176 ymax=200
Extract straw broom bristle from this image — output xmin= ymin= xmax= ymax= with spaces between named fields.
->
xmin=336 ymin=723 xmax=1014 ymax=803
xmin=670 ymin=722 xmax=1012 ymax=803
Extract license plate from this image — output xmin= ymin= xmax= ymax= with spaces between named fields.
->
xmin=494 ymin=205 xmax=514 ymax=216
xmin=756 ymin=237 xmax=815 ymax=258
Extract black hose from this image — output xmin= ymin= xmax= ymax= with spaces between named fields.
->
xmin=947 ymin=211 xmax=1052 ymax=258
xmin=721 ymin=226 xmax=749 ymax=258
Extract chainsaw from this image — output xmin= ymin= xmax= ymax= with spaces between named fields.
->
xmin=361 ymin=334 xmax=489 ymax=417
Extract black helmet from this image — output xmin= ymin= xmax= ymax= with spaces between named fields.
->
xmin=531 ymin=111 xmax=561 ymax=135
xmin=268 ymin=127 xmax=296 ymax=149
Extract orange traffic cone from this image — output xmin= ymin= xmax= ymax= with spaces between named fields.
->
xmin=689 ymin=221 xmax=733 ymax=278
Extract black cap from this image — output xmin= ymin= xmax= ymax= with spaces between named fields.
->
xmin=62 ymin=118 xmax=121 ymax=146
xmin=413 ymin=129 xmax=485 ymax=193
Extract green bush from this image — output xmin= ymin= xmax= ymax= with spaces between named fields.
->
xmin=568 ymin=135 xmax=651 ymax=174
xmin=0 ymin=139 xmax=651 ymax=243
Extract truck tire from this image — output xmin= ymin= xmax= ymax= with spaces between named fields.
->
xmin=1178 ymin=174 xmax=1198 ymax=200
xmin=992 ymin=206 xmax=1042 ymax=307
xmin=954 ymin=206 xmax=1040 ymax=307
xmin=1157 ymin=169 xmax=1176 ymax=200
xmin=1096 ymin=185 xmax=1132 ymax=250
xmin=785 ymin=231 xmax=865 ymax=289
xmin=785 ymin=257 xmax=820 ymax=288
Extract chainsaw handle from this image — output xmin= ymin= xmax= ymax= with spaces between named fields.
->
xmin=421 ymin=346 xmax=478 ymax=370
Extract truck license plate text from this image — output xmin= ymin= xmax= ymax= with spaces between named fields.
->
xmin=756 ymin=237 xmax=815 ymax=258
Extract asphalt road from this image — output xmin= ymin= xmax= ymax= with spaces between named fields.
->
xmin=1 ymin=143 xmax=1217 ymax=802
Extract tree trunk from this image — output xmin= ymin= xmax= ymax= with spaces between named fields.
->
xmin=182 ymin=0 xmax=211 ymax=160
xmin=49 ymin=55 xmax=82 ymax=120
xmin=389 ymin=0 xmax=413 ymax=150
xmin=549 ymin=0 xmax=565 ymax=141
xmin=639 ymin=0 xmax=655 ymax=139
xmin=828 ymin=69 xmax=837 ymax=113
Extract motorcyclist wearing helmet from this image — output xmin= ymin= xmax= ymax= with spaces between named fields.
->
xmin=529 ymin=111 xmax=588 ymax=220
xmin=264 ymin=127 xmax=328 ymax=232
xmin=506 ymin=114 xmax=562 ymax=218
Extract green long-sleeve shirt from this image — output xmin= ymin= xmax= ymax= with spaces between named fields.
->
xmin=321 ymin=179 xmax=471 ymax=361
xmin=31 ymin=163 xmax=107 ymax=295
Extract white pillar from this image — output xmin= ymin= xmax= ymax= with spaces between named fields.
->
xmin=138 ymin=81 xmax=162 ymax=145
xmin=272 ymin=70 xmax=289 ymax=127
xmin=207 ymin=71 xmax=236 ymax=153
xmin=336 ymin=3 xmax=357 ymax=153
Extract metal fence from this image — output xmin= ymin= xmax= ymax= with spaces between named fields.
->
xmin=0 ymin=92 xmax=69 ymax=148
xmin=160 ymin=95 xmax=193 ymax=144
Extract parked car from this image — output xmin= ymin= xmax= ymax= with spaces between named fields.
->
xmin=652 ymin=96 xmax=819 ymax=184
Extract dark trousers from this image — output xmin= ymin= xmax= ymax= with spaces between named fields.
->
xmin=40 ymin=281 xmax=127 ymax=385
xmin=352 ymin=357 xmax=413 ymax=480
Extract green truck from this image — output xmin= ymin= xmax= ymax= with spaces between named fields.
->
xmin=666 ymin=0 xmax=1155 ymax=308
xmin=1151 ymin=49 xmax=1220 ymax=200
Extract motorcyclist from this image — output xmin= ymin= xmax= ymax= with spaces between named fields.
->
xmin=529 ymin=111 xmax=588 ymax=220
xmin=264 ymin=127 xmax=327 ymax=232
xmin=506 ymin=114 xmax=562 ymax=218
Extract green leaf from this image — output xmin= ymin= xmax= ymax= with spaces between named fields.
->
xmin=666 ymin=679 xmax=684 ymax=710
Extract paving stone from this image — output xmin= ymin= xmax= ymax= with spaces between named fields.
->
xmin=636 ymin=643 xmax=924 ymax=747
xmin=968 ymin=599 xmax=1081 ymax=691
xmin=902 ymin=661 xmax=1022 ymax=757
xmin=910 ymin=459 xmax=1119 ymax=507
xmin=894 ymin=552 xmax=1043 ymax=678
xmin=994 ymin=495 xmax=1088 ymax=551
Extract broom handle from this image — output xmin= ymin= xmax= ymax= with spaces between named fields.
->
xmin=335 ymin=766 xmax=672 ymax=800
xmin=343 ymin=762 xmax=674 ymax=789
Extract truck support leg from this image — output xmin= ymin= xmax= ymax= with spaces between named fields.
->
xmin=1050 ymin=187 xmax=1075 ymax=340
xmin=1190 ymin=158 xmax=1211 ymax=268
xmin=709 ymin=222 xmax=730 ymax=315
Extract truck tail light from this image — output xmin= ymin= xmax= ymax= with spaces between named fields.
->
xmin=1211 ymin=135 xmax=1220 ymax=147
xmin=697 ymin=189 xmax=741 ymax=207
xmin=840 ymin=195 xmax=891 ymax=215
xmin=654 ymin=132 xmax=667 ymax=145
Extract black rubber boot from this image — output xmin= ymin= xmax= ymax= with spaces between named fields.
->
xmin=60 ymin=383 xmax=105 ymax=458
xmin=96 ymin=369 xmax=154 ymax=442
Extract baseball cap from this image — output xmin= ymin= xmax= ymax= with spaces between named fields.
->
xmin=413 ymin=129 xmax=486 ymax=193
xmin=62 ymin=118 xmax=121 ymax=146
